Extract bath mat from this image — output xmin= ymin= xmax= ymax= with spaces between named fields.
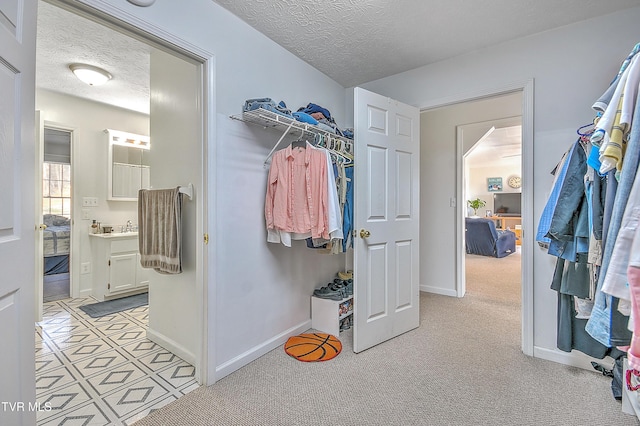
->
xmin=79 ymin=293 xmax=148 ymax=318
xmin=284 ymin=333 xmax=342 ymax=362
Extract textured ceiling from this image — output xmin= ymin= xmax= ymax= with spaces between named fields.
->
xmin=212 ymin=0 xmax=640 ymax=87
xmin=466 ymin=126 xmax=522 ymax=168
xmin=36 ymin=0 xmax=640 ymax=114
xmin=36 ymin=1 xmax=151 ymax=114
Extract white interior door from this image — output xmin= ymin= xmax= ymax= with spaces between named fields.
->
xmin=35 ymin=111 xmax=44 ymax=322
xmin=0 ymin=0 xmax=38 ymax=423
xmin=353 ymin=87 xmax=420 ymax=352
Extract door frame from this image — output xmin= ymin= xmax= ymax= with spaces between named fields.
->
xmin=422 ymin=79 xmax=534 ymax=356
xmin=52 ymin=0 xmax=217 ymax=384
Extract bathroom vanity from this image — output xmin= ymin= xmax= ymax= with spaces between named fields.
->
xmin=89 ymin=232 xmax=149 ymax=301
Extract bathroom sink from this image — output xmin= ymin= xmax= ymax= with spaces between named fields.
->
xmin=110 ymin=232 xmax=138 ymax=237
xmin=90 ymin=232 xmax=138 ymax=238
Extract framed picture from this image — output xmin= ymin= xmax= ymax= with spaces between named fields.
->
xmin=487 ymin=177 xmax=502 ymax=192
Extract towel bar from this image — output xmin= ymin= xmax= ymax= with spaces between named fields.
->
xmin=179 ymin=183 xmax=193 ymax=200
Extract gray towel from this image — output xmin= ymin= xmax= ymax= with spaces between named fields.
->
xmin=138 ymin=187 xmax=183 ymax=274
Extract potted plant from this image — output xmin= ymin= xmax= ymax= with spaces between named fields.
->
xmin=467 ymin=198 xmax=486 ymax=217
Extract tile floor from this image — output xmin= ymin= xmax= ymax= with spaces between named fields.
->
xmin=35 ymin=297 xmax=199 ymax=425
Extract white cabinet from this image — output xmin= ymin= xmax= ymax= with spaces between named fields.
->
xmin=107 ymin=129 xmax=151 ymax=201
xmin=89 ymin=233 xmax=149 ymax=301
xmin=311 ymin=295 xmax=354 ymax=337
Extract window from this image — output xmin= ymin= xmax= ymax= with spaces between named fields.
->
xmin=43 ymin=162 xmax=71 ymax=218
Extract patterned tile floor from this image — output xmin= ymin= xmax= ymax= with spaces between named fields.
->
xmin=35 ymin=297 xmax=199 ymax=425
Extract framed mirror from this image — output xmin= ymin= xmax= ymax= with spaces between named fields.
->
xmin=106 ymin=129 xmax=150 ymax=201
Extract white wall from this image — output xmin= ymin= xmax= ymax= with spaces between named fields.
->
xmin=146 ymin=48 xmax=200 ymax=365
xmin=36 ymin=89 xmax=148 ymax=296
xmin=363 ymin=7 xmax=640 ymax=360
xmin=81 ymin=0 xmax=350 ymax=380
xmin=467 ymin=164 xmax=521 ymax=216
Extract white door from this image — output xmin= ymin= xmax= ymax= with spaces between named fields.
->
xmin=0 ymin=0 xmax=38 ymax=423
xmin=35 ymin=112 xmax=44 ymax=322
xmin=353 ymin=87 xmax=420 ymax=352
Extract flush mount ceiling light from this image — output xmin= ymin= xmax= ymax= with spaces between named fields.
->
xmin=69 ymin=63 xmax=112 ymax=86
xmin=127 ymin=0 xmax=156 ymax=5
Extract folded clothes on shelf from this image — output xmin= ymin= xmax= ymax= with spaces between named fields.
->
xmin=298 ymin=102 xmax=332 ymax=121
xmin=243 ymin=98 xmax=354 ymax=139
xmin=243 ymin=98 xmax=292 ymax=118
xmin=292 ymin=111 xmax=318 ymax=125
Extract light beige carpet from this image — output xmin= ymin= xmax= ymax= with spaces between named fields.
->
xmin=135 ymin=250 xmax=638 ymax=425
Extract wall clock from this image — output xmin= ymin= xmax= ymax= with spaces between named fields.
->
xmin=507 ymin=175 xmax=521 ymax=189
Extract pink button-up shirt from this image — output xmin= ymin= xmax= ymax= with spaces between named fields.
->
xmin=265 ymin=143 xmax=329 ymax=240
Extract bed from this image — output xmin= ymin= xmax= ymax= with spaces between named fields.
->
xmin=43 ymin=214 xmax=70 ymax=275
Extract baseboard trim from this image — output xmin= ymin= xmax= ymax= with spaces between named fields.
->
xmin=78 ymin=288 xmax=92 ymax=298
xmin=420 ymin=285 xmax=457 ymax=297
xmin=147 ymin=328 xmax=196 ymax=366
xmin=533 ymin=346 xmax=614 ymax=371
xmin=214 ymin=320 xmax=312 ymax=381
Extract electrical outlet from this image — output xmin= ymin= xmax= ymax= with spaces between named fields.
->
xmin=81 ymin=262 xmax=91 ymax=274
xmin=82 ymin=197 xmax=98 ymax=207
xmin=82 ymin=209 xmax=90 ymax=220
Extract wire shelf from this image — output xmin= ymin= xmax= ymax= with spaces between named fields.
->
xmin=231 ymin=108 xmax=352 ymax=143
xmin=230 ymin=108 xmax=353 ymax=166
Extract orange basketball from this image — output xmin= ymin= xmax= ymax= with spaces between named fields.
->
xmin=284 ymin=333 xmax=342 ymax=362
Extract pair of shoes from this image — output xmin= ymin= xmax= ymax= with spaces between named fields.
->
xmin=338 ymin=270 xmax=353 ymax=280
xmin=329 ymin=279 xmax=350 ymax=299
xmin=313 ymin=285 xmax=343 ymax=300
xmin=339 ymin=315 xmax=352 ymax=331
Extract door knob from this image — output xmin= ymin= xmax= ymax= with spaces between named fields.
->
xmin=360 ymin=229 xmax=371 ymax=238
xmin=38 ymin=224 xmax=47 ymax=230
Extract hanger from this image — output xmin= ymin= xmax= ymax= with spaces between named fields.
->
xmin=328 ymin=150 xmax=353 ymax=166
xmin=290 ymin=130 xmax=306 ymax=148
xmin=576 ymin=121 xmax=596 ymax=145
xmin=576 ymin=122 xmax=595 ymax=137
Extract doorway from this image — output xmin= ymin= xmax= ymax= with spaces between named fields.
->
xmin=419 ymin=85 xmax=533 ymax=354
xmin=34 ymin=1 xmax=210 ymax=423
xmin=460 ymin=116 xmax=523 ymax=345
xmin=459 ymin=115 xmax=522 ymax=296
xmin=41 ymin=127 xmax=72 ymax=303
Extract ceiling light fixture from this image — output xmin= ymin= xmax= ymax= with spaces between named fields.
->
xmin=69 ymin=63 xmax=112 ymax=86
xmin=127 ymin=0 xmax=156 ymax=6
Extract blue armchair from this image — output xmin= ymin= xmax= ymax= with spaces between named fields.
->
xmin=465 ymin=217 xmax=516 ymax=258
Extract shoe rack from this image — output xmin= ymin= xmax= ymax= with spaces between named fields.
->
xmin=311 ymin=294 xmax=354 ymax=337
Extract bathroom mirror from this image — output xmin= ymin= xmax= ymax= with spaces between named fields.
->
xmin=107 ymin=129 xmax=151 ymax=201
